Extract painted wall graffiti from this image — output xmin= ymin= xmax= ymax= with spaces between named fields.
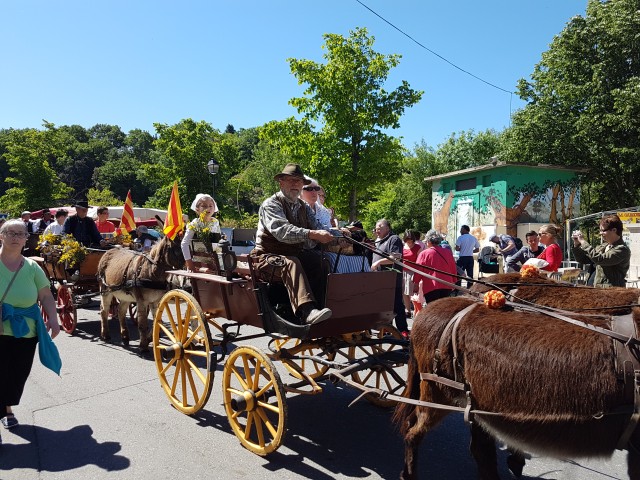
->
xmin=431 ymin=166 xmax=581 ymax=240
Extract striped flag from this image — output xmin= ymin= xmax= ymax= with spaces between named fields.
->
xmin=163 ymin=181 xmax=184 ymax=240
xmin=116 ymin=190 xmax=136 ymax=235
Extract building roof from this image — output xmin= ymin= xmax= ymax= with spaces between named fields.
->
xmin=425 ymin=160 xmax=588 ymax=182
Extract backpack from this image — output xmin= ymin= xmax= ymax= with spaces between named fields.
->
xmin=514 ymin=236 xmax=523 ymax=250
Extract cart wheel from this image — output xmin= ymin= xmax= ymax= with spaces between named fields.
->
xmin=272 ymin=338 xmax=335 ymax=380
xmin=152 ymin=290 xmax=214 ymax=415
xmin=56 ymin=285 xmax=77 ymax=334
xmin=347 ymin=325 xmax=408 ymax=408
xmin=222 ymin=345 xmax=287 ymax=455
xmin=129 ymin=303 xmax=138 ymax=325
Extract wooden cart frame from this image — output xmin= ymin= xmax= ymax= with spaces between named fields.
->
xmin=151 ymin=249 xmax=409 ymax=455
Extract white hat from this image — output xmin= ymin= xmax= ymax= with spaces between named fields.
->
xmin=21 ymin=211 xmax=31 ymax=216
xmin=190 ymin=194 xmax=218 ymax=214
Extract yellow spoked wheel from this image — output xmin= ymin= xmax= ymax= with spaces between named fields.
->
xmin=153 ymin=290 xmax=214 ymax=415
xmin=272 ymin=337 xmax=335 ymax=380
xmin=222 ymin=345 xmax=287 ymax=455
xmin=347 ymin=325 xmax=408 ymax=408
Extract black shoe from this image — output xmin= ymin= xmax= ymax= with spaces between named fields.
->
xmin=1 ymin=414 xmax=18 ymax=429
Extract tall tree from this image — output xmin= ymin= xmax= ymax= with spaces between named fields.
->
xmin=0 ymin=128 xmax=71 ymax=214
xmin=503 ymin=0 xmax=640 ymax=212
xmin=264 ymin=27 xmax=423 ymax=221
xmin=143 ymin=119 xmax=221 ymax=212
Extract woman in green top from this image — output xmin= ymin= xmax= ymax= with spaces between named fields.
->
xmin=571 ymin=214 xmax=631 ymax=287
xmin=0 ymin=219 xmax=59 ymax=443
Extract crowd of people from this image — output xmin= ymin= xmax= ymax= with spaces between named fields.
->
xmin=2 ymin=163 xmax=638 ymax=450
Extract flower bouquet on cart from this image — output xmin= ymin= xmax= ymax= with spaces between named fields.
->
xmin=38 ymin=234 xmax=87 ymax=268
xmin=189 ymin=213 xmax=221 ymax=255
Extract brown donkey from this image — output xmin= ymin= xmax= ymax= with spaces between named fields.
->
xmin=97 ymin=235 xmax=184 ymax=351
xmin=394 ymin=287 xmax=640 ymax=480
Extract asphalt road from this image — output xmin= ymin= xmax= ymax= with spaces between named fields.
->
xmin=0 ymin=301 xmax=630 ymax=480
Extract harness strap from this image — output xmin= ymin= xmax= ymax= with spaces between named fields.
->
xmin=611 ymin=313 xmax=640 ymax=450
xmin=434 ymin=303 xmax=478 ymax=382
xmin=420 ymin=372 xmax=465 ymax=391
xmin=617 ymin=371 xmax=640 ymax=450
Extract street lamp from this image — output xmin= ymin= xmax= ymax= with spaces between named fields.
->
xmin=207 ymin=159 xmax=219 ymax=199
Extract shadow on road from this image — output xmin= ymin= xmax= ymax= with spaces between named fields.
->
xmin=0 ymin=424 xmax=130 ymax=473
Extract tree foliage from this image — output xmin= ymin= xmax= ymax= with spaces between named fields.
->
xmin=262 ymin=27 xmax=423 ymax=221
xmin=503 ymin=0 xmax=640 ymax=212
xmin=0 ymin=127 xmax=72 ymax=215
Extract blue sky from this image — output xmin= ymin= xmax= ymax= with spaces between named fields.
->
xmin=2 ymin=0 xmax=587 ymax=149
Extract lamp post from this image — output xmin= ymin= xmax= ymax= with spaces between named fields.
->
xmin=207 ymin=159 xmax=219 ymax=200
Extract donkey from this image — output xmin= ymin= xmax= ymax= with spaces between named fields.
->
xmin=469 ymin=272 xmax=640 ymax=313
xmin=394 ymin=287 xmax=640 ymax=480
xmin=97 ymin=234 xmax=184 ymax=351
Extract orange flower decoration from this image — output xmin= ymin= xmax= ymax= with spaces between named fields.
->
xmin=484 ymin=290 xmax=506 ymax=309
xmin=520 ymin=264 xmax=540 ymax=278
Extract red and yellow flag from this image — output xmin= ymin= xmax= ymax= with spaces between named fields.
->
xmin=116 ymin=190 xmax=136 ymax=235
xmin=163 ymin=181 xmax=184 ymax=240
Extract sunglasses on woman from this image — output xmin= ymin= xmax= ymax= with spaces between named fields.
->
xmin=303 ymin=186 xmax=321 ymax=192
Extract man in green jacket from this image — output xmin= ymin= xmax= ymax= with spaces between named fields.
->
xmin=571 ymin=214 xmax=630 ymax=287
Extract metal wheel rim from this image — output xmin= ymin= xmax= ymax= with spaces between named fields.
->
xmin=222 ymin=345 xmax=287 ymax=455
xmin=347 ymin=325 xmax=408 ymax=408
xmin=272 ymin=337 xmax=335 ymax=380
xmin=153 ymin=290 xmax=214 ymax=415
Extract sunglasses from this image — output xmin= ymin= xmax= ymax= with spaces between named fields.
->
xmin=303 ymin=186 xmax=321 ymax=192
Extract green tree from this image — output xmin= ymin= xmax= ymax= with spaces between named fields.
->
xmin=93 ymin=129 xmax=156 ymax=203
xmin=87 ymin=187 xmax=123 ymax=207
xmin=53 ymin=123 xmax=126 ymax=200
xmin=0 ymin=128 xmax=71 ymax=215
xmin=263 ymin=27 xmax=423 ymax=221
xmin=143 ymin=119 xmax=221 ymax=213
xmin=435 ymin=129 xmax=503 ymax=171
xmin=503 ymin=0 xmax=640 ymax=212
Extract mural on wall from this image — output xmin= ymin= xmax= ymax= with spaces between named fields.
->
xmin=432 ymin=190 xmax=454 ymax=235
xmin=433 ymin=176 xmax=581 ymax=240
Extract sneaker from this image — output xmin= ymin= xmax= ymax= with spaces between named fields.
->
xmin=305 ymin=307 xmax=332 ymax=325
xmin=401 ymin=330 xmax=410 ymax=340
xmin=1 ymin=414 xmax=18 ymax=429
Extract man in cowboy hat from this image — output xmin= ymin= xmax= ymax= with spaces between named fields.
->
xmin=252 ymin=163 xmax=335 ymax=325
xmin=62 ymin=200 xmax=104 ymax=247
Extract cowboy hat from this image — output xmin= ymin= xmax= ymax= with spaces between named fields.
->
xmin=274 ymin=163 xmax=311 ymax=185
xmin=74 ymin=200 xmax=89 ymax=209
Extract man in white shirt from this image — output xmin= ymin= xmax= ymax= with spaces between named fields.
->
xmin=455 ymin=225 xmax=480 ymax=287
xmin=43 ymin=210 xmax=68 ymax=236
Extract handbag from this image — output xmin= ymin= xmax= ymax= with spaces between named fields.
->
xmin=0 ymin=260 xmax=24 ymax=335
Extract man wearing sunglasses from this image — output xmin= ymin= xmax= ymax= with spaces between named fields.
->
xmin=300 ymin=177 xmax=333 ymax=230
xmin=252 ymin=164 xmax=335 ymax=325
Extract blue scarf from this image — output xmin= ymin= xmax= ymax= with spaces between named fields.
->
xmin=2 ymin=303 xmax=62 ymax=376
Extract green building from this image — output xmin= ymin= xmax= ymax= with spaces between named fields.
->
xmin=426 ymin=161 xmax=583 ymax=245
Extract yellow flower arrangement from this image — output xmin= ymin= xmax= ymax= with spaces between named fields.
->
xmin=57 ymin=236 xmax=88 ymax=268
xmin=113 ymin=231 xmax=132 ymax=246
xmin=188 ymin=212 xmax=220 ymax=246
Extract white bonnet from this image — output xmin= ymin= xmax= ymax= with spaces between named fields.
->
xmin=190 ymin=194 xmax=218 ymax=214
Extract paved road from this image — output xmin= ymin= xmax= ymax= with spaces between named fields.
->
xmin=0 ymin=302 xmax=630 ymax=479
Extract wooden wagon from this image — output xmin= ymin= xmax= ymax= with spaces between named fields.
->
xmin=152 ymin=245 xmax=409 ymax=455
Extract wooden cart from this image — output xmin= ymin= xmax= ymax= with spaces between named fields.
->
xmin=152 ymin=247 xmax=409 ymax=455
xmin=36 ymin=248 xmax=107 ymax=333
